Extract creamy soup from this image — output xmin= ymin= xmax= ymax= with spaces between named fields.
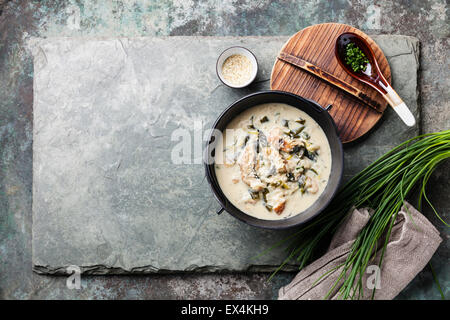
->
xmin=214 ymin=103 xmax=332 ymax=220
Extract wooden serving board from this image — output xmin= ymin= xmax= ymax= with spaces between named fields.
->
xmin=271 ymin=23 xmax=391 ymax=143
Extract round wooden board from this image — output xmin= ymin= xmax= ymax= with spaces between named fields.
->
xmin=270 ymin=23 xmax=391 ymax=143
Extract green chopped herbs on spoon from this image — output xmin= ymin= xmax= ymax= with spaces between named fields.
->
xmin=345 ymin=42 xmax=370 ymax=73
xmin=257 ymin=130 xmax=450 ymax=299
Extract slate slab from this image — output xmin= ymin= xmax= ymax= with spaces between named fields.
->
xmin=31 ymin=36 xmax=420 ymax=274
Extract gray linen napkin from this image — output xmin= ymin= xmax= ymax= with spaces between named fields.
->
xmin=278 ymin=202 xmax=442 ymax=300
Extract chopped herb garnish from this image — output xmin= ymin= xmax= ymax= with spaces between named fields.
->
xmin=247 ymin=116 xmax=256 ymax=130
xmin=291 ymin=145 xmax=305 ymax=158
xmin=243 ymin=135 xmax=250 ymax=146
xmin=262 ymin=188 xmax=269 ymax=202
xmin=304 ymin=148 xmax=317 ymax=161
xmin=270 ymin=181 xmax=282 ymax=188
xmin=291 ymin=145 xmax=301 ymax=154
xmin=301 ymin=132 xmax=310 ymax=140
xmin=294 ymin=125 xmax=305 ymax=135
xmin=288 ymin=131 xmax=300 ymax=139
xmin=345 ymin=42 xmax=369 ymax=73
xmin=286 ymin=172 xmax=295 ymax=182
xmin=249 ymin=189 xmax=260 ymax=200
xmin=260 ymin=116 xmax=269 ymax=123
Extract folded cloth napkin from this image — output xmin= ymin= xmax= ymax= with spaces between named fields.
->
xmin=278 ymin=202 xmax=442 ymax=300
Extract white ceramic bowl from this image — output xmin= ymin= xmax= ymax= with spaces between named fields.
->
xmin=216 ymin=46 xmax=258 ymax=88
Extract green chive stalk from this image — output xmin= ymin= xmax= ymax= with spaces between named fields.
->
xmin=265 ymin=130 xmax=450 ymax=299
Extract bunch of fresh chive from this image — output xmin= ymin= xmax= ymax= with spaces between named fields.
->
xmin=264 ymin=130 xmax=450 ymax=299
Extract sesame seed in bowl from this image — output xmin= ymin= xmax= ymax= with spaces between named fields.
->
xmin=216 ymin=47 xmax=258 ymax=88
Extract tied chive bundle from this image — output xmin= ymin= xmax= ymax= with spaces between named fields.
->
xmin=345 ymin=42 xmax=370 ymax=72
xmin=262 ymin=130 xmax=450 ymax=299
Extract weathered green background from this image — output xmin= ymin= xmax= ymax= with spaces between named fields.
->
xmin=0 ymin=0 xmax=448 ymax=299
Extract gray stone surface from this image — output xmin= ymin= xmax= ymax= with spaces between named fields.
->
xmin=1 ymin=0 xmax=448 ymax=301
xmin=32 ymin=35 xmax=420 ymax=274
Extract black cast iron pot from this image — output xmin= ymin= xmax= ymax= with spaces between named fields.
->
xmin=204 ymin=90 xmax=343 ymax=229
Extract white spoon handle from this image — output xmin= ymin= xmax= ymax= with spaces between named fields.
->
xmin=380 ymin=82 xmax=416 ymax=127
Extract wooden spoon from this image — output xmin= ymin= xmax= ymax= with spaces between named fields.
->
xmin=335 ymin=32 xmax=416 ymax=126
